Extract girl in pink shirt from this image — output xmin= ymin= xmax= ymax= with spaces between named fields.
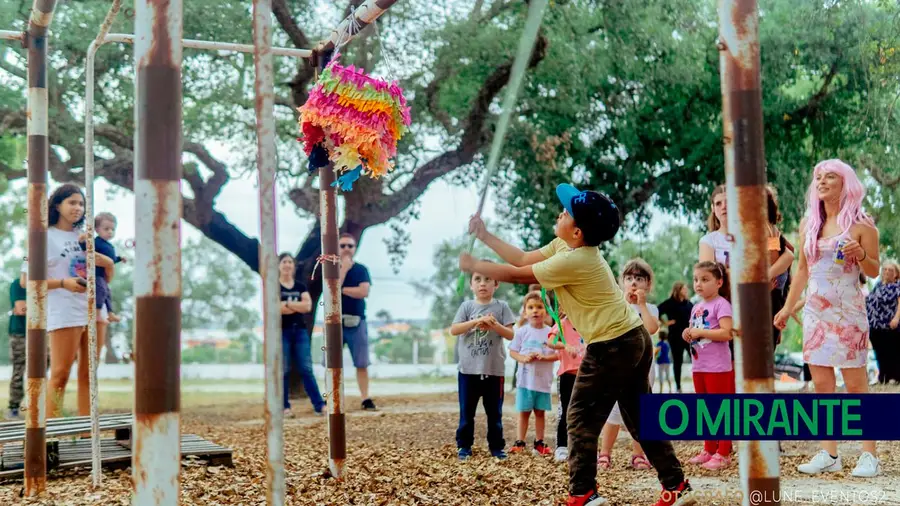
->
xmin=548 ymin=311 xmax=584 ymax=463
xmin=684 ymin=261 xmax=734 ymax=470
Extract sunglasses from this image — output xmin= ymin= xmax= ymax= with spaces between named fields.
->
xmin=339 ymin=243 xmax=356 ymax=249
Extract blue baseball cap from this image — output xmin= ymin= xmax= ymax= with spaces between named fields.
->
xmin=556 ymin=184 xmax=621 ymax=245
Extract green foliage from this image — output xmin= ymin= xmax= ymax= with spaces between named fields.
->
xmin=413 ymin=228 xmax=523 ymax=331
xmin=182 ymin=235 xmax=259 ymax=332
xmin=182 ymin=341 xmax=254 ymax=364
xmin=0 ymin=184 xmax=26 ymax=364
xmin=373 ymin=325 xmax=435 ymax=364
xmin=485 ymin=0 xmax=900 ymax=247
xmin=778 ymin=318 xmax=803 ymax=354
xmin=608 ymin=225 xmax=703 ymax=304
xmin=105 ymin=235 xmax=259 ymax=359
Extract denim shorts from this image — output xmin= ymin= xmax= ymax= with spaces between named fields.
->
xmin=342 ymin=321 xmax=370 ymax=369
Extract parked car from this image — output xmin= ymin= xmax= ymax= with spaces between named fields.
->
xmin=775 ymin=350 xmax=878 ymax=387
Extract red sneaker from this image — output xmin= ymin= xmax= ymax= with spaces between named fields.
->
xmin=566 ymin=489 xmax=609 ymax=506
xmin=653 ymin=481 xmax=697 ymax=506
xmin=509 ymin=440 xmax=527 ymax=454
xmin=534 ymin=440 xmax=552 ymax=456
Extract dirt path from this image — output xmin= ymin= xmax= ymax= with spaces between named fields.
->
xmin=3 ymin=392 xmax=898 ymax=505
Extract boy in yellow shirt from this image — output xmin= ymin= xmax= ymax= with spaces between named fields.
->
xmin=459 ymin=184 xmax=696 ymax=506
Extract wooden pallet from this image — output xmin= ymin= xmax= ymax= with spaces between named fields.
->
xmin=0 ymin=413 xmax=132 ymax=443
xmin=0 ymin=413 xmax=233 ymax=479
xmin=0 ymin=434 xmax=233 ymax=479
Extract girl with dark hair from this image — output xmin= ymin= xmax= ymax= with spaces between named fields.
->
xmin=20 ymin=183 xmax=116 ymax=417
xmin=278 ymin=252 xmax=325 ymax=416
xmin=658 ymin=282 xmax=692 ymax=392
xmin=684 ymin=261 xmax=734 ymax=470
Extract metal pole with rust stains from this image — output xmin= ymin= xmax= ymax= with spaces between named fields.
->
xmin=717 ymin=1 xmax=780 ymax=504
xmin=310 ymin=0 xmax=398 ymax=480
xmin=318 ymin=0 xmax=397 ymax=53
xmin=132 ymin=0 xmax=183 ymax=503
xmin=251 ymin=0 xmax=285 ymax=503
xmin=317 ymin=48 xmax=347 ymax=480
xmin=84 ymin=0 xmax=123 ymax=489
xmin=24 ymin=0 xmax=58 ymax=497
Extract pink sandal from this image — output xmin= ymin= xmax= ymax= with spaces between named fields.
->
xmin=597 ymin=453 xmax=611 ymax=470
xmin=631 ymin=454 xmax=652 ymax=470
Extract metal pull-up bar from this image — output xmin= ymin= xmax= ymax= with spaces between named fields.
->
xmin=0 ymin=29 xmax=24 ymax=41
xmin=90 ymin=32 xmax=312 ymax=57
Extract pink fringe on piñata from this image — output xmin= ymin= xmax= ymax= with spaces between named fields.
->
xmin=298 ymin=61 xmax=411 ymax=180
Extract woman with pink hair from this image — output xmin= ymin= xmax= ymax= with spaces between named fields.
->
xmin=775 ymin=159 xmax=882 ymax=478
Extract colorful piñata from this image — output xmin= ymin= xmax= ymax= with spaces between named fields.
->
xmin=299 ymin=61 xmax=411 ymax=190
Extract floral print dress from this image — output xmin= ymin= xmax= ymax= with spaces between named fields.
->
xmin=803 ymin=233 xmax=869 ymax=368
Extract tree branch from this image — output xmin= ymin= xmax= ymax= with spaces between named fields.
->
xmin=786 ymin=60 xmax=841 ymax=123
xmin=272 ymin=0 xmax=311 ymax=49
xmin=364 ymin=34 xmax=550 ymax=228
xmin=0 ymin=49 xmax=26 ymax=80
xmin=423 ymin=65 xmax=455 ymax=132
xmin=94 ymin=124 xmax=134 ymax=150
xmin=288 ymin=185 xmax=319 ymax=216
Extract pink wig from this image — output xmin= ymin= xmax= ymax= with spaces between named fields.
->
xmin=803 ymin=159 xmax=874 ymax=263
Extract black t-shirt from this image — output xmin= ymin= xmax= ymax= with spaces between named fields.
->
xmin=341 ymin=262 xmax=371 ymax=318
xmin=658 ymin=298 xmax=693 ymax=344
xmin=281 ymin=280 xmax=308 ymax=328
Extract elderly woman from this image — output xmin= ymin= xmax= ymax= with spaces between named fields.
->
xmin=866 ymin=262 xmax=900 ymax=384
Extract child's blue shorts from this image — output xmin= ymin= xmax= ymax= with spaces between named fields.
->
xmin=516 ymin=387 xmax=551 ymax=412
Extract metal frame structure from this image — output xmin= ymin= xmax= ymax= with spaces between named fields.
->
xmin=0 ymin=0 xmax=779 ymax=503
xmin=84 ymin=0 xmax=124 ymax=489
xmin=716 ymin=1 xmax=780 ymax=504
xmin=313 ymin=0 xmax=396 ymax=481
xmin=82 ymin=25 xmax=310 ymax=506
xmin=23 ymin=0 xmax=58 ymax=498
xmin=83 ymin=0 xmax=393 ymax=501
xmin=250 ymin=0 xmax=285 ymax=502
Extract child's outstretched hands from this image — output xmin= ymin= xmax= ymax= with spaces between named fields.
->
xmin=458 ymin=253 xmax=475 ymax=273
xmin=468 ymin=215 xmax=487 ymax=241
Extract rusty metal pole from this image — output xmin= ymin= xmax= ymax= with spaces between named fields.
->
xmin=317 ymin=48 xmax=347 ymax=480
xmin=132 ymin=0 xmax=183 ymax=503
xmin=84 ymin=0 xmax=123 ymax=489
xmin=251 ymin=0 xmax=285 ymax=503
xmin=24 ymin=0 xmax=57 ymax=497
xmin=309 ymin=0 xmax=399 ymax=480
xmin=717 ymin=1 xmax=780 ymax=504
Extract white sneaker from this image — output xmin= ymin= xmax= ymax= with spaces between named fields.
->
xmin=851 ymin=452 xmax=882 ymax=477
xmin=554 ymin=446 xmax=568 ymax=462
xmin=797 ymin=450 xmax=842 ymax=474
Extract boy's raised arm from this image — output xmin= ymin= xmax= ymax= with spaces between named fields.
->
xmin=459 ymin=254 xmax=539 ymax=286
xmin=469 ymin=215 xmax=545 ymax=267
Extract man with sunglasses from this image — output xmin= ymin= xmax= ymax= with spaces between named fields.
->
xmin=338 ymin=233 xmax=377 ymax=411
